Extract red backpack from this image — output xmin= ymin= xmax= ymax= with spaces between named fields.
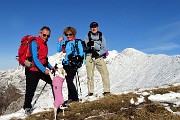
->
xmin=17 ymin=35 xmax=36 ymax=67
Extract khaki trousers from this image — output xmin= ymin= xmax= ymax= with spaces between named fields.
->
xmin=86 ymin=56 xmax=110 ymax=94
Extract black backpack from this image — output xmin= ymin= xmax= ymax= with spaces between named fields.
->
xmin=88 ymin=31 xmax=102 ymax=42
xmin=88 ymin=31 xmax=108 ymax=58
xmin=63 ymin=39 xmax=87 ymax=66
xmin=63 ymin=39 xmax=86 ymax=55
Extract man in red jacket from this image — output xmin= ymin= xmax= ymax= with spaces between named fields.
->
xmin=23 ymin=26 xmax=54 ymax=115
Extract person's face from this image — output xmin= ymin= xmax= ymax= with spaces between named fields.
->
xmin=65 ymin=31 xmax=74 ymax=40
xmin=90 ymin=26 xmax=98 ymax=34
xmin=39 ymin=29 xmax=51 ymax=42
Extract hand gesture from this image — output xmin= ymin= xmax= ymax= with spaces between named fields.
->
xmin=58 ymin=36 xmax=64 ymax=42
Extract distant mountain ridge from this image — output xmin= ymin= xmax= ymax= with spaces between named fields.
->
xmin=107 ymin=48 xmax=180 ymax=93
xmin=1 ymin=48 xmax=180 ymax=93
xmin=1 ymin=48 xmax=180 ymax=116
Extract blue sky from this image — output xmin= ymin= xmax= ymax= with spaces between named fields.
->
xmin=0 ymin=0 xmax=180 ymax=70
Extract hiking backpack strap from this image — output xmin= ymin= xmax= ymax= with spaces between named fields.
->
xmin=63 ymin=40 xmax=80 ymax=54
xmin=88 ymin=31 xmax=93 ymax=42
xmin=74 ymin=39 xmax=87 ymax=54
xmin=75 ymin=39 xmax=80 ymax=54
xmin=88 ymin=31 xmax=102 ymax=42
xmin=64 ymin=40 xmax=69 ymax=47
xmin=87 ymin=31 xmax=108 ymax=58
xmin=98 ymin=31 xmax=102 ymax=42
xmin=75 ymin=39 xmax=86 ymax=64
xmin=62 ymin=40 xmax=69 ymax=53
xmin=63 ymin=39 xmax=86 ymax=63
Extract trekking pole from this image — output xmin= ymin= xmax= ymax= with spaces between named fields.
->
xmin=75 ymin=73 xmax=78 ymax=96
xmin=76 ymin=71 xmax=82 ymax=101
xmin=32 ymin=82 xmax=47 ymax=108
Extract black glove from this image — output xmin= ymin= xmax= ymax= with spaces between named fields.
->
xmin=92 ymin=51 xmax=99 ymax=58
xmin=87 ymin=41 xmax=94 ymax=47
xmin=77 ymin=55 xmax=84 ymax=62
xmin=68 ymin=54 xmax=77 ymax=61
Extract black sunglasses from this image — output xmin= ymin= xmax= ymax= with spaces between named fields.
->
xmin=90 ymin=26 xmax=97 ymax=28
xmin=42 ymin=34 xmax=50 ymax=38
xmin=65 ymin=34 xmax=73 ymax=36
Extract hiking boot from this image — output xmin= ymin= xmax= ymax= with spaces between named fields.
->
xmin=24 ymin=108 xmax=32 ymax=116
xmin=88 ymin=93 xmax=93 ymax=96
xmin=87 ymin=93 xmax=94 ymax=99
xmin=103 ymin=92 xmax=110 ymax=96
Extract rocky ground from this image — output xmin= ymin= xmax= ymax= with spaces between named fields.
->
xmin=0 ymin=84 xmax=22 ymax=115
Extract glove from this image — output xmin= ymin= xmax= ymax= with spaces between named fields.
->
xmin=77 ymin=55 xmax=84 ymax=62
xmin=68 ymin=54 xmax=77 ymax=61
xmin=87 ymin=41 xmax=94 ymax=47
xmin=92 ymin=51 xmax=99 ymax=58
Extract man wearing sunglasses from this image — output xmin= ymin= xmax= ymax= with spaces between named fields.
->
xmin=84 ymin=22 xmax=110 ymax=98
xmin=23 ymin=26 xmax=54 ymax=115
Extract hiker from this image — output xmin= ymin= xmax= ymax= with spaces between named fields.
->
xmin=57 ymin=26 xmax=84 ymax=103
xmin=84 ymin=22 xmax=110 ymax=97
xmin=23 ymin=26 xmax=54 ymax=115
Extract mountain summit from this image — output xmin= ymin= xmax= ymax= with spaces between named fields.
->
xmin=1 ymin=48 xmax=180 ymax=94
xmin=0 ymin=48 xmax=180 ymax=117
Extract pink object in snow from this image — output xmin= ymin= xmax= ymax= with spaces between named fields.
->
xmin=106 ymin=50 xmax=109 ymax=57
xmin=52 ymin=76 xmax=65 ymax=109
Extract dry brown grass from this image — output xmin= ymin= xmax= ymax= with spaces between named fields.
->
xmin=10 ymin=85 xmax=180 ymax=120
xmin=146 ymin=85 xmax=180 ymax=94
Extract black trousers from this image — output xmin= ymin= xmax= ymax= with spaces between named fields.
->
xmin=23 ymin=68 xmax=53 ymax=109
xmin=63 ymin=65 xmax=79 ymax=101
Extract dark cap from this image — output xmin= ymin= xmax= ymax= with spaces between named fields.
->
xmin=90 ymin=22 xmax=98 ymax=28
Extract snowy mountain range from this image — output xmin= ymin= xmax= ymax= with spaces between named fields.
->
xmin=0 ymin=48 xmax=180 ymax=119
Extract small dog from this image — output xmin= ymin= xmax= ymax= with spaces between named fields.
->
xmin=49 ymin=68 xmax=67 ymax=120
